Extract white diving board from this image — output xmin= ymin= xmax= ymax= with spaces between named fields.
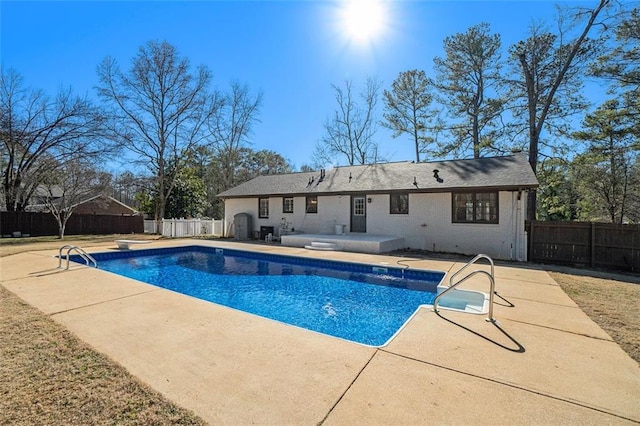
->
xmin=115 ymin=240 xmax=152 ymax=250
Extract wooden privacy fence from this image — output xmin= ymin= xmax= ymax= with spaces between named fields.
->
xmin=1 ymin=211 xmax=143 ymax=237
xmin=527 ymin=221 xmax=640 ymax=272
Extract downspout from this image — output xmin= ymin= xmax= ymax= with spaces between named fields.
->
xmin=220 ymin=198 xmax=227 ymax=237
xmin=511 ymin=192 xmax=517 ymax=261
xmin=516 ymin=190 xmax=524 ymax=261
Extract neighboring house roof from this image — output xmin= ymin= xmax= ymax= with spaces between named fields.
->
xmin=217 ymin=154 xmax=539 ymax=198
xmin=33 ymin=185 xmax=65 ymax=199
xmin=26 ymin=194 xmax=138 ymax=215
xmin=71 ymin=194 xmax=138 ymax=215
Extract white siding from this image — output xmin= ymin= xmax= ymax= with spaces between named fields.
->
xmin=224 ymin=198 xmax=258 ymax=237
xmin=223 ymin=195 xmax=351 ymax=236
xmin=223 ymin=190 xmax=527 ymax=260
xmin=412 ymin=191 xmax=520 ymax=260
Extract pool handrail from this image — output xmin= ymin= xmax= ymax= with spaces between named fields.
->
xmin=448 ymin=253 xmax=494 ymax=288
xmin=433 ymin=253 xmax=496 ymax=322
xmin=57 ymin=245 xmax=75 ymax=268
xmin=58 ymin=245 xmax=97 ymax=270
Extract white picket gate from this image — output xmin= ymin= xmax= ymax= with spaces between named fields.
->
xmin=144 ymin=219 xmax=224 ymax=237
xmin=143 ymin=220 xmax=157 ymax=234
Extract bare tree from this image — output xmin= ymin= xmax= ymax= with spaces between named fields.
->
xmin=382 ymin=70 xmax=436 ymax=163
xmin=208 ymin=82 xmax=263 ymax=190
xmin=97 ymin=40 xmax=217 ymax=226
xmin=112 ymin=171 xmax=140 ymax=207
xmin=315 ymin=78 xmax=382 ymax=166
xmin=507 ymin=0 xmax=612 ymax=221
xmin=433 ymin=22 xmax=505 ymax=159
xmin=0 ymin=68 xmax=108 ymax=212
xmin=40 ymin=159 xmax=110 ymax=239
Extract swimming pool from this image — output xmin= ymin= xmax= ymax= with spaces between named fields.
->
xmin=77 ymin=246 xmax=445 ymax=346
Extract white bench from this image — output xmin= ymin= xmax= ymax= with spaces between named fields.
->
xmin=115 ymin=240 xmax=152 ymax=250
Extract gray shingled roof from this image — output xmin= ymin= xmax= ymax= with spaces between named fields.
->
xmin=216 ymin=154 xmax=538 ymax=198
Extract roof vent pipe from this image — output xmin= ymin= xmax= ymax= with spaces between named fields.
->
xmin=433 ymin=169 xmax=443 ymax=183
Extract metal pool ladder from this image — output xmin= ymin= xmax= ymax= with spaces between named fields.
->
xmin=58 ymin=245 xmax=98 ymax=270
xmin=433 ymin=254 xmax=496 ymax=323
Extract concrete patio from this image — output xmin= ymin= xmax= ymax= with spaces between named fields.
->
xmin=1 ymin=239 xmax=639 ymax=424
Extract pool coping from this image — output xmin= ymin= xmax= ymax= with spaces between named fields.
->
xmin=2 ymin=238 xmax=640 ymax=424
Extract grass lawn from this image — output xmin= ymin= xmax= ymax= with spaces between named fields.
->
xmin=0 ymin=285 xmax=206 ymax=425
xmin=1 ymin=236 xmax=638 ymax=423
xmin=548 ymin=267 xmax=640 ymax=364
xmin=0 ymin=234 xmax=161 ymax=257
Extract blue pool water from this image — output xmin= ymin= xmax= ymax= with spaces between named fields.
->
xmin=80 ymin=246 xmax=445 ymax=346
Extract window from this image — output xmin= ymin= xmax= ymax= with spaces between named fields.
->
xmin=259 ymin=197 xmax=269 ymax=218
xmin=353 ymin=197 xmax=365 ymax=216
xmin=305 ymin=196 xmax=318 ymax=213
xmin=452 ymin=191 xmax=498 ymax=224
xmin=390 ymin=193 xmax=409 ymax=214
xmin=283 ymin=197 xmax=294 ymax=214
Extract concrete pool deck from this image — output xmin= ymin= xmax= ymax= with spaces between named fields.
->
xmin=1 ymin=239 xmax=639 ymax=424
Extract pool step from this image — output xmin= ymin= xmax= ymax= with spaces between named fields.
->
xmin=304 ymin=241 xmax=340 ymax=251
xmin=434 ymin=287 xmax=488 ymax=314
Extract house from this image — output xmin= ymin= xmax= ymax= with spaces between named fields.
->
xmin=70 ymin=194 xmax=139 ymax=216
xmin=3 ymin=194 xmax=142 ymax=237
xmin=217 ymin=154 xmax=538 ymax=261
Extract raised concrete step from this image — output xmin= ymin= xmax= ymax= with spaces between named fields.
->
xmin=281 ymin=233 xmax=405 ymax=254
xmin=304 ymin=241 xmax=339 ymax=251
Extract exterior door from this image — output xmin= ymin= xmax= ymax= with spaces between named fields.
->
xmin=351 ymin=195 xmax=367 ymax=233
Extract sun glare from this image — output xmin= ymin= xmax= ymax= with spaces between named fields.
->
xmin=339 ymin=0 xmax=387 ymax=44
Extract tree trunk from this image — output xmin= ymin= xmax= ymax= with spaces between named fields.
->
xmin=413 ymin=106 xmax=421 ymax=162
xmin=527 ymin=131 xmax=539 ymax=223
xmin=57 ymin=214 xmax=67 ymax=240
xmin=473 ymin=114 xmax=480 ymax=159
xmin=413 ymin=127 xmax=420 ymax=163
xmin=4 ymin=178 xmax=19 ymax=212
xmin=159 ymin=199 xmax=166 ymax=221
xmin=518 ymin=0 xmax=609 ymax=223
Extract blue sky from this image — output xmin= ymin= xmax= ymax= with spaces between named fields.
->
xmin=0 ymin=0 xmax=612 ymax=173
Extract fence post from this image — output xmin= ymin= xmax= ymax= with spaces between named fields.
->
xmin=590 ymin=222 xmax=596 ymax=268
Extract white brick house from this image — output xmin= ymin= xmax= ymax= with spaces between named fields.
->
xmin=217 ymin=154 xmax=538 ymax=261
